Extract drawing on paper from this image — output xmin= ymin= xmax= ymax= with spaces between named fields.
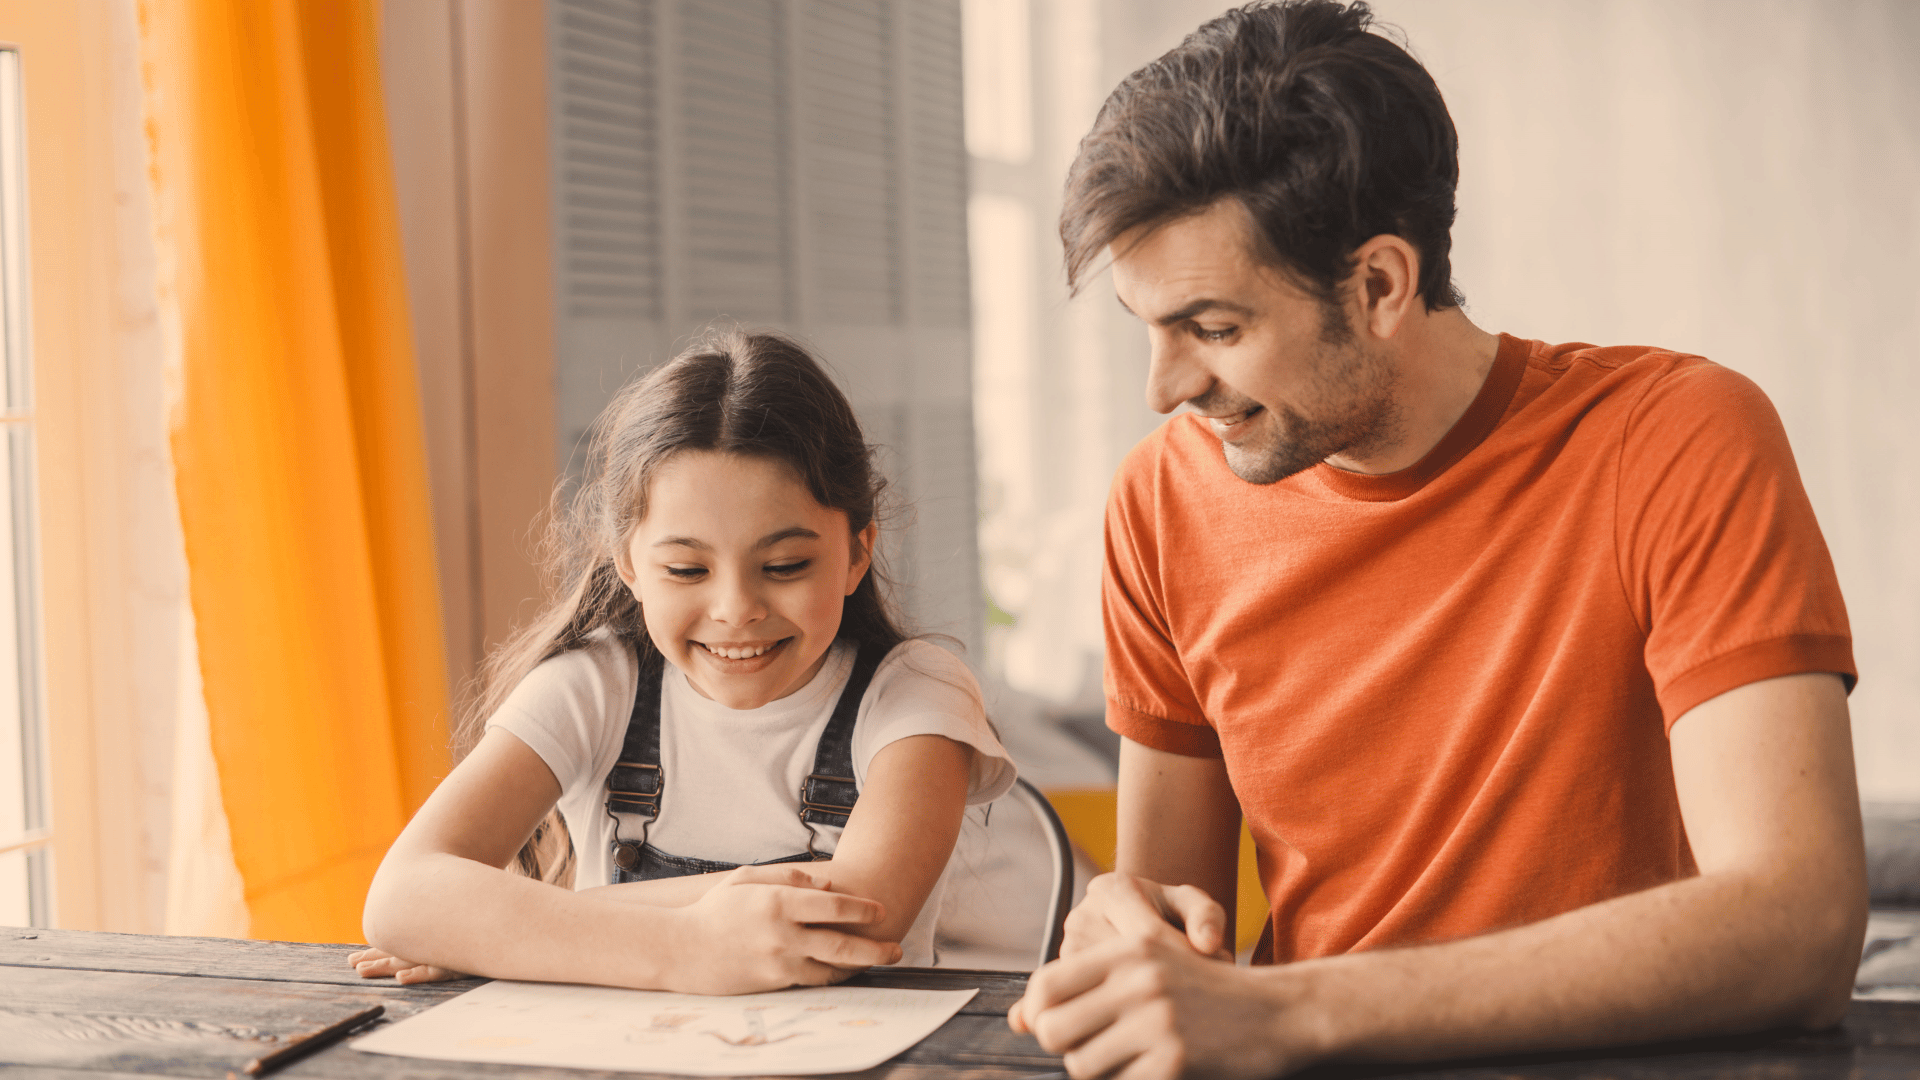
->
xmin=352 ymin=980 xmax=978 ymax=1076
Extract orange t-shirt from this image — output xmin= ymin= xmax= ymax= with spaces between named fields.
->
xmin=1103 ymin=334 xmax=1854 ymax=964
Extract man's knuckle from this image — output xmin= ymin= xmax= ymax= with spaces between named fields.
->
xmin=1030 ymin=1016 xmax=1062 ymax=1052
xmin=1027 ymin=1008 xmax=1059 ymax=1047
xmin=1134 ymin=962 xmax=1169 ymax=998
xmin=1026 ymin=967 xmax=1058 ymax=998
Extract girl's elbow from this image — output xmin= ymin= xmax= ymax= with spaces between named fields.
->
xmin=360 ymin=877 xmax=402 ymax=952
xmin=359 ymin=858 xmax=425 ymax=954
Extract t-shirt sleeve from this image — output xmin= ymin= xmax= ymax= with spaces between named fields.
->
xmin=852 ymin=639 xmax=1017 ymax=805
xmin=485 ymin=638 xmax=635 ymax=803
xmin=1102 ymin=435 xmax=1221 ymax=758
xmin=1616 ymin=359 xmax=1855 ymax=728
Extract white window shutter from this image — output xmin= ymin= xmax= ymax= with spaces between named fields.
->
xmin=549 ymin=0 xmax=979 ymax=653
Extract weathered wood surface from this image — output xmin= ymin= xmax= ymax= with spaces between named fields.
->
xmin=0 ymin=928 xmax=1053 ymax=1078
xmin=0 ymin=928 xmax=1026 ymax=1015
xmin=7 ymin=928 xmax=1920 ymax=1078
xmin=0 ymin=927 xmax=474 ymax=989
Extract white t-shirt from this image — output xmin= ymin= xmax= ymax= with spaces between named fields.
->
xmin=488 ymin=633 xmax=1017 ymax=966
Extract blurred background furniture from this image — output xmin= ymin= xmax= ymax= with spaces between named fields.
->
xmin=1860 ymin=802 xmax=1920 ymax=1001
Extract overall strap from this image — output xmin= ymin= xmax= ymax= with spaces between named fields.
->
xmin=606 ymin=648 xmax=666 ymax=824
xmin=799 ymin=642 xmax=884 ymax=831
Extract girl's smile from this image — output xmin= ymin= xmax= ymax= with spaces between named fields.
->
xmin=690 ymin=637 xmax=789 ymax=675
xmin=618 ymin=451 xmax=875 ymax=710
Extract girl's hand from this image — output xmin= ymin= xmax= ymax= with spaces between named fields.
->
xmin=666 ymin=864 xmax=902 ymax=994
xmin=347 ymin=946 xmax=464 ymax=985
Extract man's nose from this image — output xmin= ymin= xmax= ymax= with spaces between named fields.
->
xmin=708 ymin=572 xmax=767 ymax=626
xmin=1144 ymin=332 xmax=1209 ymax=415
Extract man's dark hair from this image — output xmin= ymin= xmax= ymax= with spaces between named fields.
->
xmin=1061 ymin=0 xmax=1464 ymax=311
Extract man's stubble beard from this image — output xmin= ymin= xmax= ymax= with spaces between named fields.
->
xmin=1216 ymin=325 xmax=1405 ymax=486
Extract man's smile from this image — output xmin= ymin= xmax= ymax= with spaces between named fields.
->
xmin=1202 ymin=404 xmax=1265 ymax=436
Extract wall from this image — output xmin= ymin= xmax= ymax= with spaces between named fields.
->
xmin=1035 ymin=0 xmax=1920 ymax=801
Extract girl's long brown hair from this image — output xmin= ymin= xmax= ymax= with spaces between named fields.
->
xmin=460 ymin=328 xmax=909 ymax=883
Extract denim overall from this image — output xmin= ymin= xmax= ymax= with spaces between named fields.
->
xmin=604 ymin=642 xmax=883 ymax=883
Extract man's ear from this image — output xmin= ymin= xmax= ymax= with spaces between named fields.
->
xmin=846 ymin=520 xmax=878 ymax=596
xmin=1350 ymin=234 xmax=1419 ymax=340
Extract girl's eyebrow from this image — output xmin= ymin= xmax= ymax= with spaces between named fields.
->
xmin=756 ymin=526 xmax=819 ymax=548
xmin=649 ymin=527 xmax=819 ymax=551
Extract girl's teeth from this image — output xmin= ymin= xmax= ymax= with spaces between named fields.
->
xmin=707 ymin=643 xmax=772 ymax=660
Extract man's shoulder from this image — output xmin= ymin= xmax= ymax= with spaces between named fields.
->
xmin=1519 ymin=338 xmax=1758 ymax=391
xmin=1517 ymin=338 xmax=1697 ymax=388
xmin=1506 ymin=338 xmax=1797 ymax=515
xmin=1510 ymin=339 xmax=1772 ymax=435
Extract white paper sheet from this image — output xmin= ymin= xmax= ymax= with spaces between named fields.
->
xmin=351 ymin=980 xmax=979 ymax=1076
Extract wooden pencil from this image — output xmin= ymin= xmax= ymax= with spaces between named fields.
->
xmin=235 ymin=1003 xmax=384 ymax=1077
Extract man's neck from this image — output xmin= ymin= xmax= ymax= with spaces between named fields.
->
xmin=1325 ymin=307 xmax=1501 ymax=475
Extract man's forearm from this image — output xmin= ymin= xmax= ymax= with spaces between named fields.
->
xmin=1289 ymin=675 xmax=1868 ymax=1064
xmin=1280 ymin=865 xmax=1863 ymax=1064
xmin=1116 ymin=738 xmax=1244 ymax=921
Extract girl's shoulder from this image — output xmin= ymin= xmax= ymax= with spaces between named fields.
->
xmin=858 ymin=638 xmax=1015 ymax=803
xmin=498 ymin=627 xmax=640 ymax=724
xmin=487 ymin=629 xmax=644 ymax=797
xmin=868 ymin=637 xmax=984 ymax=710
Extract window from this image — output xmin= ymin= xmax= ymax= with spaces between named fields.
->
xmin=0 ymin=44 xmax=49 ymax=929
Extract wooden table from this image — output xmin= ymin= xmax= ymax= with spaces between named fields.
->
xmin=4 ymin=927 xmax=1918 ymax=1079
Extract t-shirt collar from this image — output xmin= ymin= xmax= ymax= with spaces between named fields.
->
xmin=1308 ymin=332 xmax=1527 ymax=502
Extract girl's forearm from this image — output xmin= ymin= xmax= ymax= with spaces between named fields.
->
xmin=581 ymin=870 xmax=736 ymax=908
xmin=363 ymin=851 xmax=686 ymax=988
xmin=819 ymin=736 xmax=974 ymax=943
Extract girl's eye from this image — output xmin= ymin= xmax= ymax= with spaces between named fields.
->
xmin=766 ymin=560 xmax=810 ymax=577
xmin=665 ymin=566 xmax=707 ymax=580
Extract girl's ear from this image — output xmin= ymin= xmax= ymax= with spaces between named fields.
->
xmin=614 ymin=543 xmax=638 ymax=589
xmin=846 ymin=520 xmax=878 ymax=596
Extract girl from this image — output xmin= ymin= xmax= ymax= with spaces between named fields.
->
xmin=352 ymin=330 xmax=1016 ymax=993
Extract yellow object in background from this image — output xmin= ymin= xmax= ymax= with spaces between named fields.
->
xmin=140 ymin=0 xmax=448 ymax=942
xmin=1044 ymin=789 xmax=1269 ymax=954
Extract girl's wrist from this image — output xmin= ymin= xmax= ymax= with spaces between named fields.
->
xmin=635 ymin=904 xmax=700 ymax=991
xmin=565 ymin=890 xmax=688 ymax=990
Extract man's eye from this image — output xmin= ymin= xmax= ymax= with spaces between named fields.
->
xmin=1196 ymin=325 xmax=1235 ymax=342
xmin=665 ymin=566 xmax=706 ymax=580
xmin=766 ymin=560 xmax=811 ymax=577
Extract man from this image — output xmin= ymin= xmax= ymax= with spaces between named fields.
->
xmin=1008 ymin=2 xmax=1866 ymax=1077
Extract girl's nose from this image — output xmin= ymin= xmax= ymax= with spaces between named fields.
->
xmin=707 ymin=573 xmax=767 ymax=626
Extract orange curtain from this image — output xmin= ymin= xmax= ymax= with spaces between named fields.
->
xmin=140 ymin=0 xmax=450 ymax=942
